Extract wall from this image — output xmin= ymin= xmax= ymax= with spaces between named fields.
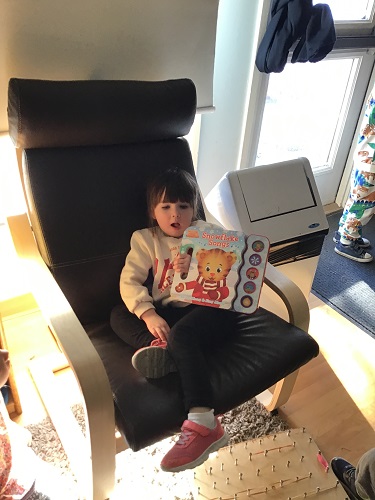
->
xmin=197 ymin=0 xmax=264 ymax=198
xmin=0 ymin=0 xmax=219 ymax=131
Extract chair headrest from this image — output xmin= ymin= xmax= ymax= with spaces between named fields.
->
xmin=8 ymin=78 xmax=197 ymax=149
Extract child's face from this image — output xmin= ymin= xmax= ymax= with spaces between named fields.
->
xmin=153 ymin=199 xmax=194 ymax=238
xmin=0 ymin=349 xmax=10 ymax=388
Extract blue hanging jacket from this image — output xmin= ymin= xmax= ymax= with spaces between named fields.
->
xmin=256 ymin=0 xmax=336 ymax=74
xmin=291 ymin=3 xmax=336 ymax=63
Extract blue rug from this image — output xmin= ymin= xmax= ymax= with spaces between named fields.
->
xmin=311 ymin=211 xmax=375 ymax=339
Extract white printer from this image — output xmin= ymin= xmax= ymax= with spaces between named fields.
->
xmin=205 ymin=157 xmax=329 ymax=320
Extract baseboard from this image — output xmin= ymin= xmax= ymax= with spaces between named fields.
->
xmin=323 ymin=202 xmax=340 ymax=215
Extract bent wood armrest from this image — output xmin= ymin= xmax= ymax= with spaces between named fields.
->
xmin=257 ymin=263 xmax=310 ymax=412
xmin=264 ymin=262 xmax=310 ymax=332
xmin=7 ymin=214 xmax=116 ymax=500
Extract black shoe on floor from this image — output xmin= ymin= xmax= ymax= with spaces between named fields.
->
xmin=330 ymin=457 xmax=362 ymax=500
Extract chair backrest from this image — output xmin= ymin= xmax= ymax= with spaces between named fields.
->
xmin=8 ymin=78 xmax=203 ymax=324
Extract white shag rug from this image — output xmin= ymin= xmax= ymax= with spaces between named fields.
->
xmin=26 ymin=399 xmax=289 ymax=500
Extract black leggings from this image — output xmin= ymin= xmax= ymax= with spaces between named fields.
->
xmin=110 ymin=303 xmax=235 ymax=411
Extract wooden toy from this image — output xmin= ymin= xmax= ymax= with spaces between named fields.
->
xmin=192 ymin=428 xmax=347 ymax=499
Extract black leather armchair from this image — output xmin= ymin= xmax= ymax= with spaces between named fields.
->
xmin=7 ymin=78 xmax=319 ymax=500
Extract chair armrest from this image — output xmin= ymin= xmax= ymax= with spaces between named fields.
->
xmin=6 ymin=214 xmax=116 ymax=500
xmin=264 ymin=262 xmax=310 ymax=332
xmin=256 ymin=263 xmax=310 ymax=411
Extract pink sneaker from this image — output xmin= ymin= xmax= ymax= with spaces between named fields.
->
xmin=131 ymin=341 xmax=177 ymax=378
xmin=160 ymin=418 xmax=229 ymax=472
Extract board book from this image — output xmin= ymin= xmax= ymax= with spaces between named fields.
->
xmin=171 ymin=225 xmax=269 ymax=314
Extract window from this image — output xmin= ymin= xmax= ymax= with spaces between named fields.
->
xmin=247 ymin=2 xmax=375 ymax=206
xmin=316 ymin=0 xmax=375 ymax=35
xmin=321 ymin=0 xmax=375 ymax=22
xmin=256 ymin=57 xmax=360 ymax=173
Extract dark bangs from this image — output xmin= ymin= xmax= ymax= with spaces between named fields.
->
xmin=163 ymin=177 xmax=196 ymax=206
xmin=147 ymin=168 xmax=199 ymax=226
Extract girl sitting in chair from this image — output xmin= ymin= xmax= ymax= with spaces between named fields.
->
xmin=110 ymin=168 xmax=240 ymax=472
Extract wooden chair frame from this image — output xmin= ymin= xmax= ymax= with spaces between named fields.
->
xmin=7 ymin=209 xmax=309 ymax=500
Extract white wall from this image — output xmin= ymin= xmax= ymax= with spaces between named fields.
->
xmin=196 ymin=0 xmax=264 ymax=198
xmin=0 ymin=0 xmax=219 ymax=131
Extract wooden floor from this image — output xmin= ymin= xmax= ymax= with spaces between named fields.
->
xmin=2 ymin=289 xmax=375 ymax=471
xmin=279 ymin=293 xmax=375 ymax=467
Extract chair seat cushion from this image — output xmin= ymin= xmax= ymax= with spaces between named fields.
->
xmin=86 ymin=307 xmax=318 ymax=451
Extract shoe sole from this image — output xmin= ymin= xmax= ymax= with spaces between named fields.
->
xmin=160 ymin=432 xmax=229 ymax=473
xmin=334 ymin=247 xmax=373 ymax=263
xmin=335 ymin=481 xmax=361 ymax=500
xmin=132 ymin=346 xmax=177 ymax=378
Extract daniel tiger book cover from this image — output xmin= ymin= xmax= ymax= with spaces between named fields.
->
xmin=171 ymin=225 xmax=270 ymax=314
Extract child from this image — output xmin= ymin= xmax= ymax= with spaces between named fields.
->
xmin=334 ymin=90 xmax=375 ymax=263
xmin=0 ymin=349 xmax=36 ymax=499
xmin=110 ymin=168 xmax=236 ymax=472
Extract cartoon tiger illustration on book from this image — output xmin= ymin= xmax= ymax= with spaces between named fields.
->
xmin=174 ymin=247 xmax=237 ymax=305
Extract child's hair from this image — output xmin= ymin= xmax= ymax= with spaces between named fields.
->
xmin=147 ymin=168 xmax=200 ymax=228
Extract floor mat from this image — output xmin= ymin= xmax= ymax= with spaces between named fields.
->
xmin=311 ymin=211 xmax=375 ymax=339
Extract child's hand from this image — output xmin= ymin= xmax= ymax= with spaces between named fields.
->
xmin=141 ymin=310 xmax=170 ymax=342
xmin=0 ymin=349 xmax=10 ymax=388
xmin=173 ymin=252 xmax=192 ymax=274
